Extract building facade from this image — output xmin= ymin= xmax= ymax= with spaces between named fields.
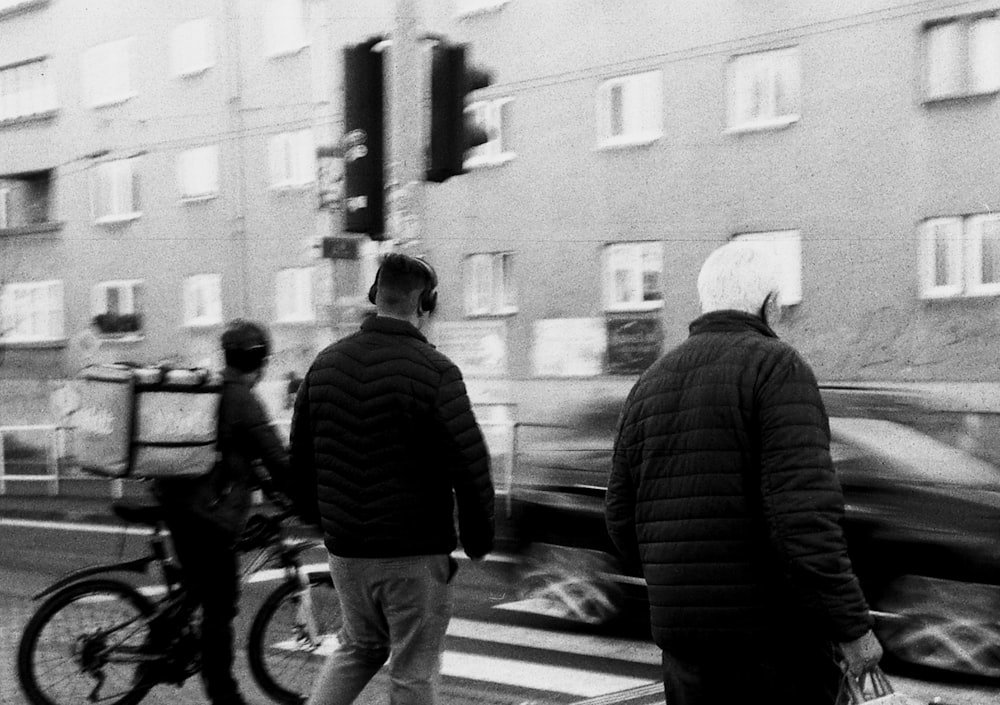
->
xmin=3 ymin=0 xmax=1000 ymax=429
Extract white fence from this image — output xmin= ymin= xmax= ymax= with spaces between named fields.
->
xmin=0 ymin=424 xmax=62 ymax=495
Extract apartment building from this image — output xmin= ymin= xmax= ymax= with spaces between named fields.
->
xmin=425 ymin=0 xmax=1000 ymax=419
xmin=3 ymin=0 xmax=1000 ymax=428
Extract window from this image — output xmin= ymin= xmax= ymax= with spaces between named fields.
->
xmin=90 ymin=157 xmax=141 ymax=223
xmin=0 ymin=0 xmax=47 ymax=16
xmin=92 ymin=280 xmax=143 ymax=338
xmin=920 ymin=214 xmax=1000 ymax=298
xmin=464 ymin=253 xmax=516 ymax=316
xmin=263 ymin=0 xmax=307 ymax=57
xmin=596 ymin=70 xmax=663 ymax=147
xmin=0 ymin=57 xmax=57 ymax=122
xmin=177 ymin=145 xmax=219 ymax=200
xmin=275 ymin=267 xmax=316 ymax=323
xmin=82 ymin=38 xmax=134 ymax=107
xmin=454 ymin=0 xmax=509 ymax=17
xmin=171 ymin=18 xmax=214 ymax=77
xmin=603 ymin=242 xmax=663 ymax=311
xmin=731 ymin=230 xmax=803 ymax=306
xmin=0 ymin=280 xmax=63 ymax=343
xmin=183 ymin=273 xmax=222 ymax=327
xmin=465 ymin=98 xmax=514 ymax=167
xmin=728 ymin=47 xmax=800 ymax=131
xmin=268 ymin=130 xmax=315 ymax=188
xmin=924 ymin=15 xmax=1000 ymax=100
xmin=0 ymin=170 xmax=54 ymax=227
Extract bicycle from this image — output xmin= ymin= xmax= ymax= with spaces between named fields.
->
xmin=16 ymin=493 xmax=341 ymax=705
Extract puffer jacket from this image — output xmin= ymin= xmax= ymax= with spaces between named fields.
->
xmin=289 ymin=315 xmax=495 ymax=559
xmin=605 ymin=311 xmax=872 ymax=651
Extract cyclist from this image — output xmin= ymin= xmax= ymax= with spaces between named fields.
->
xmin=153 ymin=319 xmax=294 ymax=705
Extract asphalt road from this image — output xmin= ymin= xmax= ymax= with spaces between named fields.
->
xmin=1 ymin=517 xmax=998 ymax=705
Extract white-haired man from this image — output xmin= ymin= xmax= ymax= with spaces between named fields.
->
xmin=605 ymin=240 xmax=882 ymax=705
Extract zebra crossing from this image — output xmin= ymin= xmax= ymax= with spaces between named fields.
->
xmin=278 ymin=614 xmax=662 ymax=702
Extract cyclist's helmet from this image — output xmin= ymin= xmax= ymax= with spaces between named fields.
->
xmin=221 ymin=319 xmax=271 ymax=373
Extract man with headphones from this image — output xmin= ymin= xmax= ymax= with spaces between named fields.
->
xmin=290 ymin=253 xmax=495 ymax=705
xmin=155 ymin=319 xmax=293 ymax=705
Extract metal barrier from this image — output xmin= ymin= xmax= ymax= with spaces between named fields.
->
xmin=0 ymin=424 xmax=60 ymax=495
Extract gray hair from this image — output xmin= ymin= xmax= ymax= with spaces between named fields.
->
xmin=697 ymin=240 xmax=782 ymax=314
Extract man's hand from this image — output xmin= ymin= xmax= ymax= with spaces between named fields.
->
xmin=838 ymin=629 xmax=883 ymax=676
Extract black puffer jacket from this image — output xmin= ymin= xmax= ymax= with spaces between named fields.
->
xmin=289 ymin=316 xmax=495 ymax=559
xmin=606 ymin=311 xmax=872 ymax=651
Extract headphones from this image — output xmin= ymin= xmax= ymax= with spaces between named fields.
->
xmin=368 ymin=254 xmax=439 ymax=314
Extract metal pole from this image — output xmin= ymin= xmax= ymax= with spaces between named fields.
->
xmin=387 ymin=0 xmax=427 ymax=248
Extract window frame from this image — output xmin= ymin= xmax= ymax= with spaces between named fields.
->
xmin=268 ymin=129 xmax=316 ymax=189
xmin=731 ymin=230 xmax=803 ymax=306
xmin=464 ymin=97 xmax=515 ymax=168
xmin=170 ymin=17 xmax=215 ymax=78
xmin=89 ymin=157 xmax=141 ymax=224
xmin=0 ymin=279 xmax=64 ymax=343
xmin=182 ymin=273 xmax=223 ymax=328
xmin=595 ymin=70 xmax=663 ymax=149
xmin=602 ymin=242 xmax=664 ymax=312
xmin=91 ymin=279 xmax=144 ymax=339
xmin=464 ymin=252 xmax=517 ymax=317
xmin=263 ymin=0 xmax=308 ymax=58
xmin=919 ymin=217 xmax=965 ymax=299
xmin=726 ymin=46 xmax=801 ymax=133
xmin=82 ymin=37 xmax=135 ymax=108
xmin=964 ymin=213 xmax=1000 ymax=297
xmin=0 ymin=56 xmax=58 ymax=123
xmin=454 ymin=0 xmax=509 ymax=18
xmin=176 ymin=145 xmax=220 ymax=201
xmin=923 ymin=13 xmax=1000 ymax=101
xmin=275 ymin=266 xmax=317 ymax=324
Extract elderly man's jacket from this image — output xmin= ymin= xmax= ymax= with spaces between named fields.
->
xmin=606 ymin=310 xmax=872 ymax=652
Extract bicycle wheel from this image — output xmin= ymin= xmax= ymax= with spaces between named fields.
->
xmin=17 ymin=578 xmax=157 ymax=705
xmin=248 ymin=571 xmax=341 ymax=705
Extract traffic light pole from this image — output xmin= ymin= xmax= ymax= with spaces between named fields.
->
xmin=386 ymin=0 xmax=427 ymax=247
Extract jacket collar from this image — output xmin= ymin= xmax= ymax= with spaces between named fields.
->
xmin=689 ymin=310 xmax=778 ymax=339
xmin=361 ymin=315 xmax=428 ymax=343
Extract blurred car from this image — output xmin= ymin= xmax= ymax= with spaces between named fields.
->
xmin=502 ymin=384 xmax=1000 ymax=679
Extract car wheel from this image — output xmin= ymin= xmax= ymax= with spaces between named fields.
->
xmin=515 ymin=543 xmax=625 ymax=625
xmin=873 ymin=574 xmax=1000 ymax=679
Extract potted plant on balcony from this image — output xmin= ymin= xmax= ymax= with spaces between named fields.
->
xmin=92 ymin=312 xmax=143 ymax=337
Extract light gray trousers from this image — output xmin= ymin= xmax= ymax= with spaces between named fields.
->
xmin=306 ymin=553 xmax=454 ymax=705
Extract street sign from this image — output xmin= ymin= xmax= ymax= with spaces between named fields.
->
xmin=322 ymin=237 xmax=361 ymax=260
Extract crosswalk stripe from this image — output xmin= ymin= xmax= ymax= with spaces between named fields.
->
xmin=440 ymin=650 xmax=652 ymax=698
xmin=271 ymin=635 xmax=654 ymax=699
xmin=447 ymin=617 xmax=660 ymax=665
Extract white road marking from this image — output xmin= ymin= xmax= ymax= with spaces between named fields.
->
xmin=0 ymin=517 xmax=150 ymax=535
xmin=447 ymin=617 xmax=660 ymax=665
xmin=270 ymin=622 xmax=656 ymax=699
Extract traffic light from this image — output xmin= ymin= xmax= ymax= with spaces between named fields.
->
xmin=426 ymin=43 xmax=493 ymax=183
xmin=342 ymin=37 xmax=386 ymax=239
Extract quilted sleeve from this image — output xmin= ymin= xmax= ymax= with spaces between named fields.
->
xmin=756 ymin=347 xmax=873 ymax=642
xmin=606 ymin=394 xmax=640 ymax=568
xmin=436 ymin=364 xmax=495 ymax=559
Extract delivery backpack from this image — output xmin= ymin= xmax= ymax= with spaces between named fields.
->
xmin=69 ymin=364 xmax=222 ymax=479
